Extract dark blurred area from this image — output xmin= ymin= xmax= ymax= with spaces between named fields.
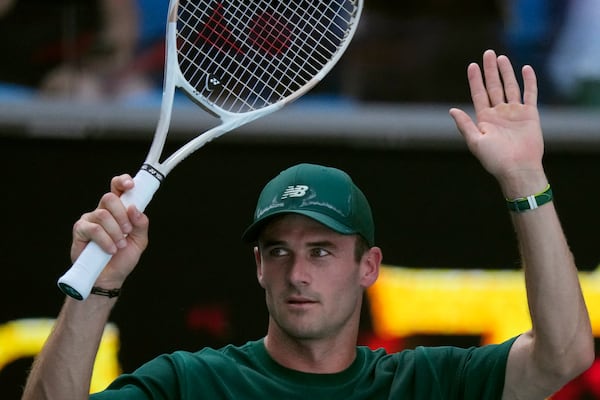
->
xmin=1 ymin=1 xmax=600 ymax=399
xmin=0 ymin=0 xmax=101 ymax=89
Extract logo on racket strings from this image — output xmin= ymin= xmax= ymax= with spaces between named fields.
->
xmin=205 ymin=74 xmax=222 ymax=91
xmin=281 ymin=185 xmax=309 ymax=199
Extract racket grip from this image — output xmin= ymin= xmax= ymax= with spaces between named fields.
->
xmin=57 ymin=169 xmax=161 ymax=300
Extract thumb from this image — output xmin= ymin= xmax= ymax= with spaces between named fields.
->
xmin=449 ymin=108 xmax=480 ymax=144
xmin=125 ymin=206 xmax=149 ymax=253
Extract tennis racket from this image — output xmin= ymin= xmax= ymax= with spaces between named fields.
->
xmin=57 ymin=0 xmax=364 ymax=300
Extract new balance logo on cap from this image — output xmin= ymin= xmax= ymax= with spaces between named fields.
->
xmin=281 ymin=185 xmax=309 ymax=199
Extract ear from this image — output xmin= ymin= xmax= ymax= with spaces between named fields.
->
xmin=254 ymin=246 xmax=266 ymax=288
xmin=360 ymin=246 xmax=382 ymax=288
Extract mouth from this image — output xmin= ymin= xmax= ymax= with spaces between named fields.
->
xmin=286 ymin=296 xmax=318 ymax=307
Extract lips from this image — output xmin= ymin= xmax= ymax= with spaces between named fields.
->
xmin=286 ymin=296 xmax=317 ymax=305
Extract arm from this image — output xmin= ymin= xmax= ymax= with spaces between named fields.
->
xmin=449 ymin=50 xmax=594 ymax=400
xmin=22 ymin=175 xmax=149 ymax=400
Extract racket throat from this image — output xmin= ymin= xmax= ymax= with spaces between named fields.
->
xmin=141 ymin=164 xmax=166 ymax=182
xmin=121 ymin=168 xmax=163 ymax=213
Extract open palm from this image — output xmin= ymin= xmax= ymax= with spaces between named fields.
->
xmin=450 ymin=50 xmax=544 ymax=188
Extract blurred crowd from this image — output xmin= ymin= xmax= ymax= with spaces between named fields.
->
xmin=1 ymin=0 xmax=599 ymax=106
xmin=0 ymin=0 xmax=166 ymax=103
xmin=503 ymin=0 xmax=600 ymax=106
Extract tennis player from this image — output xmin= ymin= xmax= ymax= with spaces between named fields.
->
xmin=22 ymin=50 xmax=593 ymax=399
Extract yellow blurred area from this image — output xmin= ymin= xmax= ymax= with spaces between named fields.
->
xmin=0 ymin=319 xmax=120 ymax=393
xmin=367 ymin=265 xmax=600 ymax=344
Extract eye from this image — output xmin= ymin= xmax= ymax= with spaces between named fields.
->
xmin=268 ymin=247 xmax=289 ymax=257
xmin=310 ymin=247 xmax=330 ymax=257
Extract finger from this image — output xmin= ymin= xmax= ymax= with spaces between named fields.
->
xmin=482 ymin=49 xmax=505 ymax=105
xmin=449 ymin=107 xmax=481 ymax=144
xmin=497 ymin=55 xmax=521 ymax=104
xmin=466 ymin=63 xmax=490 ymax=115
xmin=522 ymin=65 xmax=538 ymax=106
xmin=90 ymin=205 xmax=129 ymax=246
xmin=98 ymin=191 xmax=133 ymax=235
xmin=110 ymin=174 xmax=134 ymax=196
xmin=71 ymin=215 xmax=121 ymax=258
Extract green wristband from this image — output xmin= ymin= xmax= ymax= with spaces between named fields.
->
xmin=506 ymin=184 xmax=553 ymax=213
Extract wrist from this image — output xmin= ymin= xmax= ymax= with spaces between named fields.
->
xmin=82 ymin=278 xmax=124 ymax=301
xmin=506 ymin=184 xmax=553 ymax=213
xmin=496 ymin=169 xmax=548 ymax=199
xmin=91 ymin=286 xmax=121 ymax=298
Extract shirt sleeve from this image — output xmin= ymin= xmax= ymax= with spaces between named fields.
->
xmin=90 ymin=354 xmax=181 ymax=400
xmin=453 ymin=336 xmax=518 ymax=399
xmin=414 ymin=336 xmax=518 ymax=400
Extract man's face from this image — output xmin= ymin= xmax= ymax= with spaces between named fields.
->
xmin=255 ymin=214 xmax=378 ymax=342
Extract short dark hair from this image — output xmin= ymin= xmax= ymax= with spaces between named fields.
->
xmin=354 ymin=235 xmax=371 ymax=263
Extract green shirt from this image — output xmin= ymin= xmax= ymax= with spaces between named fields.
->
xmin=91 ymin=337 xmax=517 ymax=399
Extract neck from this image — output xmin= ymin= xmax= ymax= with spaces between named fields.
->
xmin=263 ymin=322 xmax=359 ymax=373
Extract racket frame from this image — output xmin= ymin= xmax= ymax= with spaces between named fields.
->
xmin=57 ymin=0 xmax=364 ymax=300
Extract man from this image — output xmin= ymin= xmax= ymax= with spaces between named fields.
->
xmin=22 ymin=50 xmax=593 ymax=399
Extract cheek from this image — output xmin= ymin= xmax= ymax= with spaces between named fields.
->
xmin=258 ymin=267 xmax=282 ymax=291
xmin=325 ymin=278 xmax=364 ymax=321
xmin=327 ymin=269 xmax=363 ymax=299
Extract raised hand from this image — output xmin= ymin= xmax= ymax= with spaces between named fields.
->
xmin=449 ymin=49 xmax=546 ymax=198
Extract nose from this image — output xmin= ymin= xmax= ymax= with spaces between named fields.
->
xmin=288 ymin=256 xmax=311 ymax=286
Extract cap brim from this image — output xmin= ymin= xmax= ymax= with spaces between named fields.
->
xmin=242 ymin=210 xmax=356 ymax=244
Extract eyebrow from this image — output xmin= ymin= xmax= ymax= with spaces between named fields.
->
xmin=306 ymin=240 xmax=337 ymax=249
xmin=258 ymin=239 xmax=286 ymax=249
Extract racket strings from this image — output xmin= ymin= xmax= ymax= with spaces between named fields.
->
xmin=178 ymin=0 xmax=296 ymax=105
xmin=262 ymin=1 xmax=333 ymax=92
xmin=193 ymin=3 xmax=243 ymax=54
xmin=176 ymin=0 xmax=358 ymax=113
xmin=239 ymin=1 xmax=304 ymax=106
xmin=214 ymin=3 xmax=350 ymax=99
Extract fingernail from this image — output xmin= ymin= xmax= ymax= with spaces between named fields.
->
xmin=117 ymin=239 xmax=128 ymax=249
xmin=122 ymin=222 xmax=132 ymax=234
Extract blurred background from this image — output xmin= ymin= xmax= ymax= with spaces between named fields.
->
xmin=1 ymin=0 xmax=599 ymax=398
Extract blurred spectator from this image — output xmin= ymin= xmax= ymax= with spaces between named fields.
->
xmin=0 ymin=0 xmax=100 ymax=97
xmin=547 ymin=0 xmax=600 ymax=106
xmin=0 ymin=0 xmax=166 ymax=102
xmin=340 ymin=1 xmax=502 ymax=103
xmin=500 ymin=0 xmax=567 ymax=104
xmin=39 ymin=0 xmax=142 ymax=101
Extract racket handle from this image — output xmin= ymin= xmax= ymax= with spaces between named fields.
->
xmin=57 ymin=169 xmax=161 ymax=300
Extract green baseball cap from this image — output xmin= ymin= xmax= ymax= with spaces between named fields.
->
xmin=242 ymin=163 xmax=375 ymax=246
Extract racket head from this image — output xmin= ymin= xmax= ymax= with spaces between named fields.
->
xmin=171 ymin=0 xmax=363 ymax=117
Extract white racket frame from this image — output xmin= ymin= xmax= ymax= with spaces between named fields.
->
xmin=57 ymin=0 xmax=364 ymax=300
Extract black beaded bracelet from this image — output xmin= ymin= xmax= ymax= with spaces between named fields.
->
xmin=506 ymin=184 xmax=553 ymax=213
xmin=90 ymin=286 xmax=121 ymax=298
